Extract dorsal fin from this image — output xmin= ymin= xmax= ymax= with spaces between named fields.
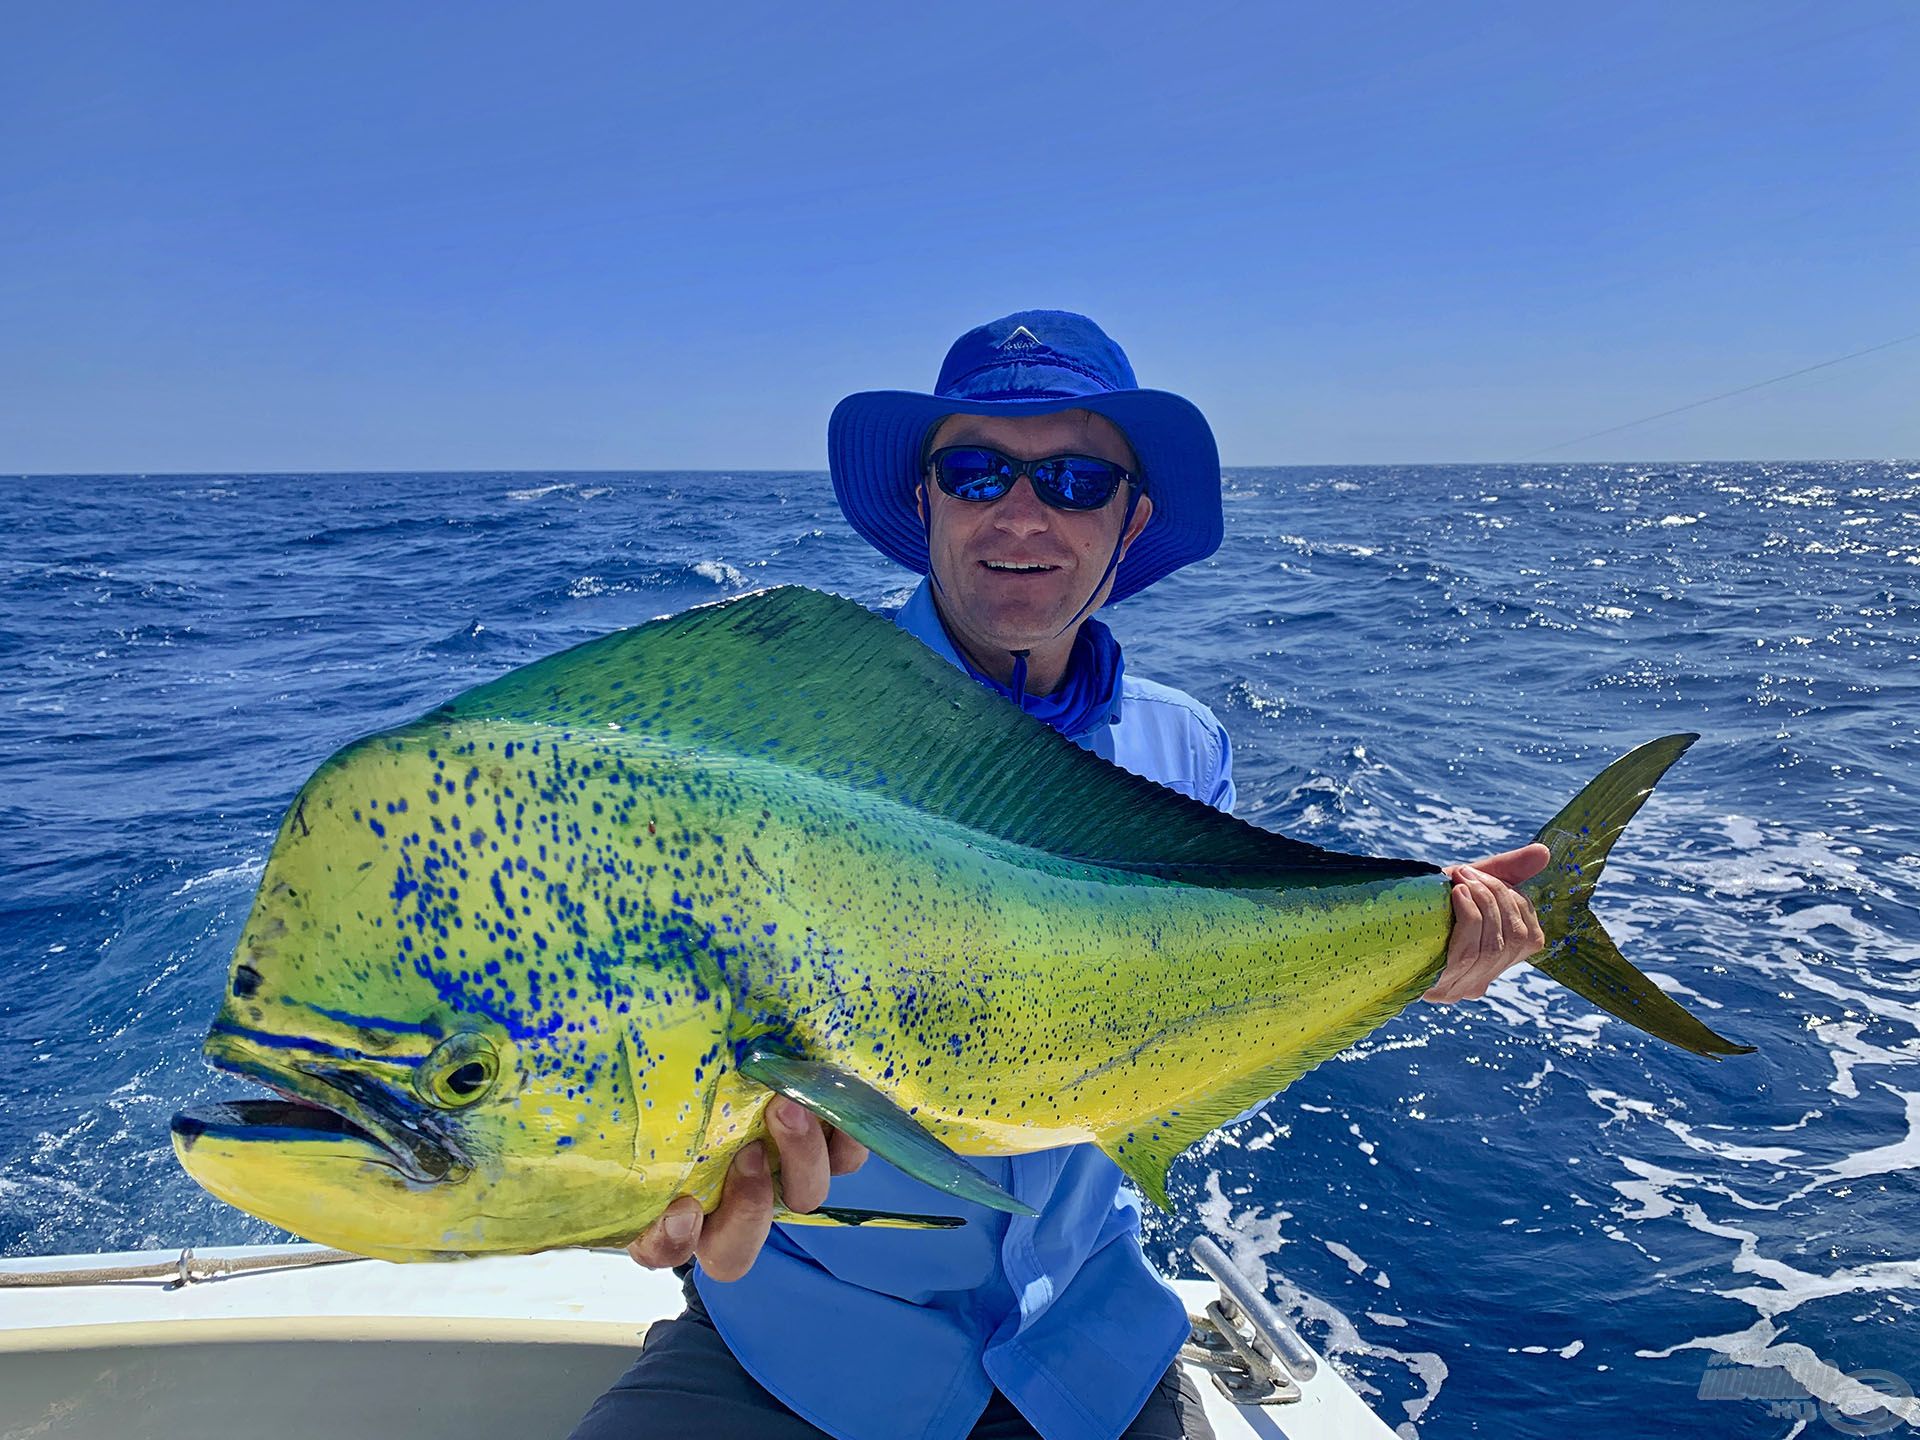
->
xmin=430 ymin=587 xmax=1433 ymax=888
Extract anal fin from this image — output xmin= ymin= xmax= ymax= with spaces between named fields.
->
xmin=1096 ymin=970 xmax=1437 ymax=1210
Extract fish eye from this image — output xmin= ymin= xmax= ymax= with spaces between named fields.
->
xmin=417 ymin=1033 xmax=499 ymax=1109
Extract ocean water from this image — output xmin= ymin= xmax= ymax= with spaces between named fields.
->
xmin=2 ymin=463 xmax=1916 ymax=1437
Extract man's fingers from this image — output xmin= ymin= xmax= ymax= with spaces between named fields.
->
xmin=1428 ymin=877 xmax=1486 ymax=1002
xmin=1429 ymin=857 xmax=1548 ymax=1004
xmin=1499 ymin=882 xmax=1542 ymax=955
xmin=766 ymin=1097 xmax=832 ymax=1214
xmin=1460 ymin=869 xmax=1506 ymax=954
xmin=627 ymin=1103 xmax=846 ymax=1280
xmin=696 ymin=1142 xmax=776 ymax=1283
xmin=627 ymin=1195 xmax=702 ymax=1270
xmin=827 ymin=1127 xmax=870 ymax=1176
xmin=1470 ymin=842 xmax=1551 ymax=886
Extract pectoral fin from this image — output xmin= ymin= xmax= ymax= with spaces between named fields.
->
xmin=739 ymin=1047 xmax=1037 ymax=1218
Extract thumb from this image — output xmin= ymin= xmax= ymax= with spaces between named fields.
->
xmin=1466 ymin=842 xmax=1551 ymax=885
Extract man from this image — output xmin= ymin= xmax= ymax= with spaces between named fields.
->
xmin=574 ymin=311 xmax=1547 ymax=1440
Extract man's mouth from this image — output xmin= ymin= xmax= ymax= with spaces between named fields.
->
xmin=981 ymin=561 xmax=1060 ymax=573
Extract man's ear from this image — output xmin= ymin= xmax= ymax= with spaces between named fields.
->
xmin=915 ymin=482 xmax=928 ymax=526
xmin=1118 ymin=494 xmax=1154 ymax=556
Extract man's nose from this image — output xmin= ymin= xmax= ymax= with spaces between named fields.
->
xmin=989 ymin=474 xmax=1051 ymax=535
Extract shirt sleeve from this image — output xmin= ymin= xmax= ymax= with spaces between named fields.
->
xmin=1203 ymin=716 xmax=1237 ymax=816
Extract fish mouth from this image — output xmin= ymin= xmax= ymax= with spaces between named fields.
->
xmin=174 ymin=1031 xmax=467 ymax=1185
xmin=173 ymin=1097 xmax=386 ymax=1150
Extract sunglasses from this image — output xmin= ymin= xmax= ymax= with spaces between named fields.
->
xmin=927 ymin=445 xmax=1137 ymax=513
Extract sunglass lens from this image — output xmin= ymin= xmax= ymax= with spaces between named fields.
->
xmin=935 ymin=448 xmax=1012 ymax=501
xmin=1034 ymin=457 xmax=1122 ymax=510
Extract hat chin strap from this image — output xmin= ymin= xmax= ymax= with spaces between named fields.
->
xmin=1058 ymin=483 xmax=1141 ymax=637
xmin=1007 ymin=649 xmax=1031 ymax=708
xmin=922 ymin=484 xmax=1141 ymax=712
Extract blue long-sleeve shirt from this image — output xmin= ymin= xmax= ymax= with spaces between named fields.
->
xmin=694 ymin=579 xmax=1238 ymax=1440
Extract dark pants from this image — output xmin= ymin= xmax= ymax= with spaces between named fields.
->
xmin=567 ymin=1279 xmax=1215 ymax=1440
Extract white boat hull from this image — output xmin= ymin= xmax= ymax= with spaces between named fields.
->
xmin=0 ymin=1246 xmax=1395 ymax=1439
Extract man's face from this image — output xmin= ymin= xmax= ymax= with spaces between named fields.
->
xmin=917 ymin=409 xmax=1154 ymax=658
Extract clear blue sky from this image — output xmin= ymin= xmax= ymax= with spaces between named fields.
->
xmin=3 ymin=1 xmax=1915 ymax=471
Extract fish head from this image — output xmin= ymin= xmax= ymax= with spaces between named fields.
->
xmin=172 ymin=726 xmax=732 ymax=1260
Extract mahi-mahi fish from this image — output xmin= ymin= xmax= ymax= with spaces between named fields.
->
xmin=170 ymin=586 xmax=1751 ymax=1260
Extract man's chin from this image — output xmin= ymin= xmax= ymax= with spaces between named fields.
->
xmin=932 ymin=569 xmax=1103 ymax=662
xmin=961 ymin=593 xmax=1076 ymax=641
xmin=966 ymin=625 xmax=1085 ymax=667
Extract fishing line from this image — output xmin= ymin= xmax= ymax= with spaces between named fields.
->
xmin=1517 ymin=328 xmax=1920 ymax=459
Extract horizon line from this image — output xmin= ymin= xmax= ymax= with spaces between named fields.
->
xmin=6 ymin=454 xmax=1917 ymax=481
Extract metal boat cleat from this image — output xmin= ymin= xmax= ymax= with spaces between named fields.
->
xmin=1178 ymin=1236 xmax=1321 ymax=1405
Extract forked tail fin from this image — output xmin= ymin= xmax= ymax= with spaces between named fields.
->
xmin=1526 ymin=733 xmax=1753 ymax=1057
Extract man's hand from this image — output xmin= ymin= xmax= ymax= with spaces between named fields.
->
xmin=626 ymin=1097 xmax=870 ymax=1283
xmin=1423 ymin=843 xmax=1550 ymax=1003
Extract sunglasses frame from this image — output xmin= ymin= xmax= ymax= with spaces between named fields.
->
xmin=925 ymin=444 xmax=1140 ymax=513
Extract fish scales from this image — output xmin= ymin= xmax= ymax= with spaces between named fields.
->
xmin=380 ymin=733 xmax=1445 ymax=1150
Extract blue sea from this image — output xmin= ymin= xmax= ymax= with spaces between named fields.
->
xmin=3 ymin=464 xmax=1917 ymax=1437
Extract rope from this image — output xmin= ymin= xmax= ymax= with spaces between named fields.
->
xmin=0 ymin=1247 xmax=366 ymax=1289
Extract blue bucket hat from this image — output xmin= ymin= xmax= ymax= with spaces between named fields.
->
xmin=829 ymin=310 xmax=1222 ymax=604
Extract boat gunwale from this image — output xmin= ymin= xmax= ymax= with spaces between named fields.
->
xmin=0 ymin=1312 xmax=652 ymax=1353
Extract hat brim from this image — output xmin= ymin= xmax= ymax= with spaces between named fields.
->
xmin=829 ymin=389 xmax=1221 ymax=605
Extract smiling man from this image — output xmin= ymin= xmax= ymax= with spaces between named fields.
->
xmin=914 ymin=406 xmax=1151 ymax=697
xmin=576 ymin=312 xmax=1547 ymax=1440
